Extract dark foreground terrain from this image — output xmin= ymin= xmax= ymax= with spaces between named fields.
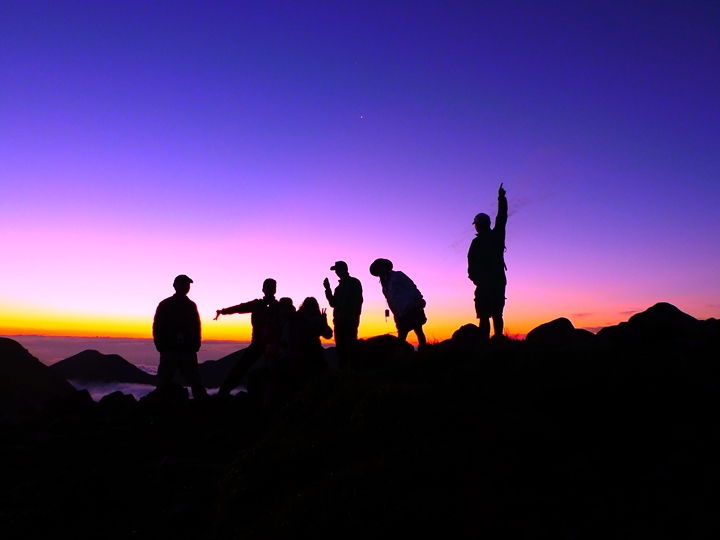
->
xmin=1 ymin=303 xmax=719 ymax=538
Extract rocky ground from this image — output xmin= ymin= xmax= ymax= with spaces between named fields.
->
xmin=1 ymin=303 xmax=719 ymax=538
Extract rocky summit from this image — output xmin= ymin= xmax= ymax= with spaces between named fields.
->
xmin=1 ymin=303 xmax=719 ymax=538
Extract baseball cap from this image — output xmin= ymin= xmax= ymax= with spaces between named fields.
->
xmin=330 ymin=261 xmax=348 ymax=271
xmin=473 ymin=213 xmax=491 ymax=226
xmin=173 ymin=274 xmax=193 ymax=287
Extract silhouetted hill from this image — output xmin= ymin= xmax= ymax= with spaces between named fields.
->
xmin=51 ymin=349 xmax=156 ymax=385
xmin=0 ymin=337 xmax=76 ymax=414
xmin=596 ymin=301 xmax=719 ymax=344
xmin=197 ymin=348 xmax=247 ymax=388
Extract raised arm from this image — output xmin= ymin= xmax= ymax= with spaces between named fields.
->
xmin=323 ymin=278 xmax=335 ymax=307
xmin=495 ymin=183 xmax=508 ymax=233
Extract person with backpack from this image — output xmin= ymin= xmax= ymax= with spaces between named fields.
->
xmin=468 ymin=183 xmax=508 ymax=339
xmin=369 ymin=258 xmax=427 ymax=350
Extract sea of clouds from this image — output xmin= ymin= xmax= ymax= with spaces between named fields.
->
xmin=3 ymin=335 xmax=248 ymax=367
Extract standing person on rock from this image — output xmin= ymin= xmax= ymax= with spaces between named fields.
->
xmin=323 ymin=261 xmax=363 ymax=368
xmin=369 ymin=258 xmax=427 ymax=351
xmin=214 ymin=278 xmax=280 ymax=396
xmin=153 ymin=274 xmax=208 ymax=400
xmin=468 ymin=183 xmax=508 ymax=339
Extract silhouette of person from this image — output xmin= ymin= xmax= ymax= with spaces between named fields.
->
xmin=323 ymin=261 xmax=363 ymax=368
xmin=265 ymin=298 xmax=299 ymax=359
xmin=252 ymin=297 xmax=330 ymax=406
xmin=246 ymin=297 xmax=299 ymax=405
xmin=214 ymin=278 xmax=280 ymax=397
xmin=296 ymin=297 xmax=333 ymax=374
xmin=468 ymin=183 xmax=508 ymax=339
xmin=153 ymin=274 xmax=208 ymax=400
xmin=369 ymin=259 xmax=427 ymax=350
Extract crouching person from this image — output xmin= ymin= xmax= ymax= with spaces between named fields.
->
xmin=369 ymin=258 xmax=427 ymax=351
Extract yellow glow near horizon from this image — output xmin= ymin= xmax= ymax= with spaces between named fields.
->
xmin=0 ymin=299 xmax=638 ymax=343
xmin=3 ymin=306 xmax=481 ymax=342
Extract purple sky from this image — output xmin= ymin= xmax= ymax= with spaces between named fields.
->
xmin=1 ymin=1 xmax=719 ymax=342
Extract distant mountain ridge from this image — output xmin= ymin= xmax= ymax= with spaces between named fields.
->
xmin=51 ymin=350 xmax=157 ymax=385
xmin=48 ymin=347 xmax=249 ymax=388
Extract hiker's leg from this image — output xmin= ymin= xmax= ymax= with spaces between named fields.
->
xmin=414 ymin=326 xmax=427 ymax=349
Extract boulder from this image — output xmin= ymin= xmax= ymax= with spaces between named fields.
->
xmin=98 ymin=390 xmax=138 ymax=415
xmin=526 ymin=318 xmax=594 ymax=347
xmin=451 ymin=323 xmax=485 ymax=345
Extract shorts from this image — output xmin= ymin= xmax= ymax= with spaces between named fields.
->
xmin=395 ymin=305 xmax=428 ymax=334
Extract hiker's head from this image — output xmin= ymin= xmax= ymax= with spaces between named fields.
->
xmin=369 ymin=258 xmax=393 ymax=278
xmin=330 ymin=260 xmax=349 ymax=279
xmin=299 ymin=297 xmax=320 ymax=316
xmin=473 ymin=212 xmax=491 ymax=232
xmin=262 ymin=278 xmax=277 ymax=297
xmin=173 ymin=274 xmax=193 ymax=295
xmin=278 ymin=297 xmax=295 ymax=317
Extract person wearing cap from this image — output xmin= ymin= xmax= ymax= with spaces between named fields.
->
xmin=369 ymin=258 xmax=427 ymax=350
xmin=152 ymin=275 xmax=208 ymax=399
xmin=214 ymin=278 xmax=280 ymax=397
xmin=323 ymin=261 xmax=363 ymax=368
xmin=468 ymin=183 xmax=508 ymax=339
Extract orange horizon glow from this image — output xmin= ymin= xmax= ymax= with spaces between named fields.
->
xmin=4 ymin=294 xmax=717 ymax=345
xmin=0 ymin=306 xmax=630 ymax=343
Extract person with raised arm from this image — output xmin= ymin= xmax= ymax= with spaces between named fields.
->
xmin=468 ymin=183 xmax=508 ymax=339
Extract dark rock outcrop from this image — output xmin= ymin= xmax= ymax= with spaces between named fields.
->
xmin=41 ymin=389 xmax=96 ymax=419
xmin=526 ymin=317 xmax=595 ymax=347
xmin=353 ymin=334 xmax=414 ymax=371
xmin=51 ymin=349 xmax=156 ymax=385
xmin=98 ymin=390 xmax=137 ymax=414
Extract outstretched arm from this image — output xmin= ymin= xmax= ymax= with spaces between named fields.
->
xmin=213 ymin=300 xmax=256 ymax=320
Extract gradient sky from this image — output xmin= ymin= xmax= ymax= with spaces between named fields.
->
xmin=2 ymin=1 xmax=719 ymax=343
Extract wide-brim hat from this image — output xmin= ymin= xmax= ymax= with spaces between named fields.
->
xmin=369 ymin=258 xmax=393 ymax=276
